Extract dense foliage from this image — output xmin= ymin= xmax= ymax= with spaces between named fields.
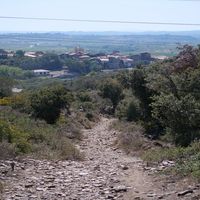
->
xmin=115 ymin=45 xmax=200 ymax=146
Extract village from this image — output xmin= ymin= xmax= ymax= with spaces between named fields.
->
xmin=0 ymin=47 xmax=156 ymax=78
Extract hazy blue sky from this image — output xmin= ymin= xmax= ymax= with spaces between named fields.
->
xmin=0 ymin=0 xmax=200 ymax=32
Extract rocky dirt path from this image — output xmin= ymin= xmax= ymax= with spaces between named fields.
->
xmin=1 ymin=118 xmax=200 ymax=200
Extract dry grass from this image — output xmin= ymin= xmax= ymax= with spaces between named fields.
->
xmin=111 ymin=120 xmax=146 ymax=154
xmin=76 ymin=112 xmax=92 ymax=129
xmin=31 ymin=137 xmax=83 ymax=161
xmin=0 ymin=181 xmax=4 ymax=194
xmin=141 ymin=141 xmax=200 ymax=181
xmin=0 ymin=142 xmax=16 ymax=160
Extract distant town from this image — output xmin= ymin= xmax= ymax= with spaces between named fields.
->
xmin=0 ymin=47 xmax=163 ymax=78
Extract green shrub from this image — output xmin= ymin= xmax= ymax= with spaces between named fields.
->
xmin=0 ymin=65 xmax=25 ymax=79
xmin=0 ymin=119 xmax=31 ymax=155
xmin=100 ymin=79 xmax=124 ymax=113
xmin=77 ymin=92 xmax=92 ymax=102
xmin=115 ymin=100 xmax=127 ymax=119
xmin=152 ymin=94 xmax=200 ymax=146
xmin=15 ymin=138 xmax=31 ymax=154
xmin=142 ymin=119 xmax=163 ymax=139
xmin=0 ymin=120 xmax=12 ymax=143
xmin=129 ymin=68 xmax=154 ymax=121
xmin=11 ymin=92 xmax=32 ymax=113
xmin=142 ymin=147 xmax=185 ymax=163
xmin=126 ymin=99 xmax=141 ymax=121
xmin=0 ymin=76 xmax=14 ymax=98
xmin=115 ymin=95 xmax=141 ymax=121
xmin=80 ymin=102 xmax=94 ymax=112
xmin=30 ymin=85 xmax=73 ymax=124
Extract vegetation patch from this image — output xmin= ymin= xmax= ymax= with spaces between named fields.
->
xmin=142 ymin=141 xmax=200 ymax=180
xmin=110 ymin=46 xmax=200 ymax=181
xmin=111 ymin=120 xmax=146 ymax=154
xmin=0 ymin=107 xmax=83 ymax=160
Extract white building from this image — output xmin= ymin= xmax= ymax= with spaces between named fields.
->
xmin=33 ymin=69 xmax=50 ymax=76
xmin=12 ymin=88 xmax=23 ymax=93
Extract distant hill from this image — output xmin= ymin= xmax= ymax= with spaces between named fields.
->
xmin=0 ymin=31 xmax=200 ymax=56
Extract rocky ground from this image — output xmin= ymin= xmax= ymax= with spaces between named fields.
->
xmin=1 ymin=117 xmax=200 ymax=200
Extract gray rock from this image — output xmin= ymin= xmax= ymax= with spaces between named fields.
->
xmin=25 ymin=184 xmax=34 ymax=188
xmin=177 ymin=189 xmax=194 ymax=196
xmin=36 ymin=187 xmax=45 ymax=191
xmin=107 ymin=194 xmax=115 ymax=199
xmin=113 ymin=186 xmax=127 ymax=193
xmin=120 ymin=165 xmax=129 ymax=170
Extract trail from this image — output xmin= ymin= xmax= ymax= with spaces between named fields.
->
xmin=0 ymin=118 xmax=198 ymax=200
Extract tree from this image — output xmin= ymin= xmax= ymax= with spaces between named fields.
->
xmin=0 ymin=77 xmax=14 ymax=98
xmin=0 ymin=49 xmax=8 ymax=59
xmin=126 ymin=99 xmax=141 ymax=122
xmin=30 ymin=85 xmax=73 ymax=124
xmin=129 ymin=68 xmax=154 ymax=121
xmin=100 ymin=79 xmax=124 ymax=113
xmin=152 ymin=94 xmax=200 ymax=146
xmin=174 ymin=45 xmax=199 ymax=72
xmin=37 ymin=53 xmax=62 ymax=70
xmin=15 ymin=50 xmax=24 ymax=58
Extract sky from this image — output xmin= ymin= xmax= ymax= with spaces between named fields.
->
xmin=0 ymin=0 xmax=200 ymax=32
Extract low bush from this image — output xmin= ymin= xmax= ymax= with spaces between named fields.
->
xmin=115 ymin=91 xmax=141 ymax=120
xmin=0 ymin=107 xmax=81 ymax=160
xmin=75 ymin=112 xmax=92 ymax=129
xmin=142 ymin=141 xmax=200 ymax=180
xmin=142 ymin=146 xmax=185 ymax=163
xmin=48 ymin=137 xmax=82 ymax=160
xmin=0 ymin=142 xmax=16 ymax=159
xmin=111 ymin=120 xmax=145 ymax=153
xmin=0 ymin=119 xmax=30 ymax=154
xmin=77 ymin=92 xmax=92 ymax=102
xmin=57 ymin=117 xmax=83 ymax=140
xmin=31 ymin=137 xmax=82 ymax=160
